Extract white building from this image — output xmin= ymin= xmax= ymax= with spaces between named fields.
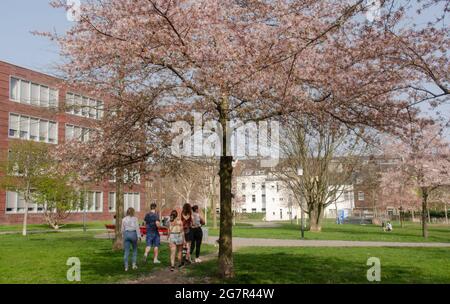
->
xmin=235 ymin=169 xmax=355 ymax=222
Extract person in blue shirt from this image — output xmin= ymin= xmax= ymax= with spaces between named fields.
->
xmin=143 ymin=203 xmax=161 ymax=264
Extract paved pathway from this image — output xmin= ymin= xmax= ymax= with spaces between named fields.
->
xmin=203 ymin=236 xmax=450 ymax=249
xmin=240 ymin=221 xmax=282 ymax=228
xmin=123 ymin=253 xmax=217 ymax=284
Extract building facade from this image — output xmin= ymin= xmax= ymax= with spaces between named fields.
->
xmin=235 ymin=167 xmax=355 ymax=222
xmin=0 ymin=61 xmax=147 ymax=225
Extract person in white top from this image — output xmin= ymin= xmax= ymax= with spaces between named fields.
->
xmin=121 ymin=207 xmax=141 ymax=271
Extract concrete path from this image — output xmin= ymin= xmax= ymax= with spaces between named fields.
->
xmin=204 ymin=236 xmax=450 ymax=249
xmin=240 ymin=221 xmax=282 ymax=228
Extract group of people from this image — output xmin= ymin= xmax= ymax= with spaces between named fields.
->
xmin=120 ymin=203 xmax=205 ymax=272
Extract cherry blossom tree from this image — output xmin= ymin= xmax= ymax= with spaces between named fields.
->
xmin=381 ymin=124 xmax=450 ymax=237
xmin=41 ymin=0 xmax=449 ymax=277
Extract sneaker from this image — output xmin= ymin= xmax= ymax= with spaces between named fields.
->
xmin=170 ymin=266 xmax=175 ymax=272
xmin=178 ymin=263 xmax=184 ymax=268
xmin=153 ymin=259 xmax=161 ymax=264
xmin=125 ymin=267 xmax=128 ymax=272
xmin=132 ymin=264 xmax=138 ymax=270
xmin=195 ymin=258 xmax=202 ymax=263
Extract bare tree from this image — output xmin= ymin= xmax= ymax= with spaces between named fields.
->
xmin=277 ymin=116 xmax=366 ymax=232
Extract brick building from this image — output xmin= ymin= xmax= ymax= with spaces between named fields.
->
xmin=0 ymin=61 xmax=147 ymax=225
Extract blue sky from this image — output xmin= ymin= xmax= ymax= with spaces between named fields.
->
xmin=0 ymin=0 xmax=447 ymax=131
xmin=0 ymin=0 xmax=70 ymax=74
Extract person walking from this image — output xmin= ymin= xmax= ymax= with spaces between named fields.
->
xmin=181 ymin=203 xmax=193 ymax=264
xmin=168 ymin=210 xmax=184 ymax=271
xmin=121 ymin=207 xmax=140 ymax=271
xmin=143 ymin=203 xmax=161 ymax=264
xmin=190 ymin=205 xmax=205 ymax=263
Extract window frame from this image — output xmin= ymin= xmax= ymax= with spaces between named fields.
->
xmin=9 ymin=76 xmax=59 ymax=108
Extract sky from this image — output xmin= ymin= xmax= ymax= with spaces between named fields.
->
xmin=0 ymin=0 xmax=448 ymax=134
xmin=0 ymin=0 xmax=70 ymax=75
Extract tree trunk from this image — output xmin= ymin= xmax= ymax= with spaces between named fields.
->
xmin=445 ymin=201 xmax=448 ymax=225
xmin=22 ymin=201 xmax=28 ymax=237
xmin=411 ymin=209 xmax=415 ymax=222
xmin=399 ymin=208 xmax=403 ymax=228
xmin=22 ymin=188 xmax=31 ymax=237
xmin=427 ymin=208 xmax=431 ymax=224
xmin=218 ymin=155 xmax=234 ymax=278
xmin=113 ymin=168 xmax=125 ymax=250
xmin=421 ymin=188 xmax=428 ymax=238
xmin=217 ymin=96 xmax=234 ymax=279
xmin=309 ymin=204 xmax=324 ymax=232
xmin=212 ymin=181 xmax=217 ymax=229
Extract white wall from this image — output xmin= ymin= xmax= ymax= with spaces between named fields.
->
xmin=236 ymin=172 xmax=354 ymax=222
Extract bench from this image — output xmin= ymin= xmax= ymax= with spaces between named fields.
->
xmin=105 ymin=224 xmax=115 ymax=239
xmin=104 ymin=224 xmax=169 ymax=239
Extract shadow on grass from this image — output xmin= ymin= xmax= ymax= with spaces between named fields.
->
xmin=187 ymin=248 xmax=450 ymax=284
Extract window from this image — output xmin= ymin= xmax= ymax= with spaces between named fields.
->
xmin=6 ymin=191 xmax=17 ymax=213
xmin=65 ymin=125 xmax=74 ymax=142
xmin=252 ymin=195 xmax=256 ymax=203
xmin=48 ymin=122 xmax=57 ymax=144
xmin=124 ymin=193 xmax=140 ymax=212
xmin=82 ymin=97 xmax=89 ymax=117
xmin=49 ymin=89 xmax=58 ymax=108
xmin=262 ymin=194 xmax=266 ymax=204
xmin=9 ymin=114 xmax=19 ymax=137
xmin=30 ymin=118 xmax=39 ymax=141
xmin=261 ymin=208 xmax=266 ymax=212
xmin=261 ymin=183 xmax=265 ymax=190
xmin=242 ymin=195 xmax=246 ymax=203
xmin=66 ymin=93 xmax=74 ymax=111
xmin=84 ymin=191 xmax=103 ymax=212
xmin=251 ymin=182 xmax=255 ymax=189
xmin=241 ymin=183 xmax=246 ymax=190
xmin=39 ymin=120 xmax=48 ymax=142
xmin=89 ymin=99 xmax=96 ymax=118
xmin=252 ymin=208 xmax=257 ymax=213
xmin=40 ymin=86 xmax=49 ymax=107
xmin=358 ymin=191 xmax=365 ymax=201
xmin=19 ymin=116 xmax=29 ymax=139
xmin=31 ymin=83 xmax=40 ymax=105
xmin=242 ymin=208 xmax=247 ymax=213
xmin=20 ymin=80 xmax=30 ymax=103
xmin=97 ymin=101 xmax=104 ymax=119
xmin=65 ymin=124 xmax=91 ymax=143
xmin=10 ymin=78 xmax=19 ymax=100
xmin=65 ymin=92 xmax=103 ymax=120
xmin=10 ymin=77 xmax=58 ymax=107
xmin=74 ymin=95 xmax=81 ymax=115
xmin=108 ymin=192 xmax=116 ymax=212
xmin=5 ymin=191 xmax=40 ymax=214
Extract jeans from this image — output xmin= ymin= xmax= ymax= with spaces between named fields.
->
xmin=190 ymin=227 xmax=203 ymax=258
xmin=123 ymin=230 xmax=138 ymax=268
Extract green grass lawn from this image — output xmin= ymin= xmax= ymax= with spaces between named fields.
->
xmin=207 ymin=220 xmax=450 ymax=243
xmin=187 ymin=246 xmax=450 ymax=284
xmin=0 ymin=231 xmax=214 ymax=284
